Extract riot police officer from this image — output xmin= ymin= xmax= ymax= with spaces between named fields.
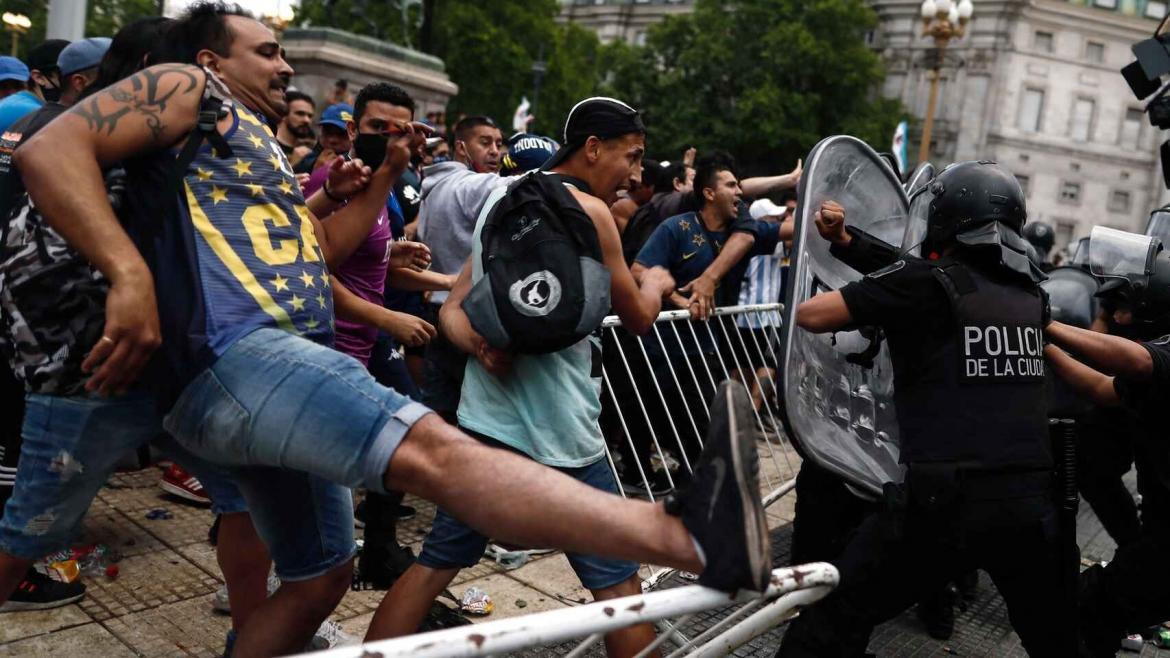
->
xmin=777 ymin=161 xmax=1069 ymax=657
xmin=1046 ymin=226 xmax=1170 ymax=655
xmin=1023 ymin=221 xmax=1057 ymax=271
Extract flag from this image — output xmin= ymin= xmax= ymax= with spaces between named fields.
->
xmin=892 ymin=120 xmax=908 ymax=176
xmin=512 ymin=97 xmax=533 ymax=134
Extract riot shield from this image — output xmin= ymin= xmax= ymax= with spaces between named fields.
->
xmin=1146 ymin=206 xmax=1170 ymax=244
xmin=904 ymin=162 xmax=935 ymax=197
xmin=780 ymin=136 xmax=908 ymax=496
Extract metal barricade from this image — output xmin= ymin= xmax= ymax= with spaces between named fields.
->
xmin=307 ymin=563 xmax=837 ymax=658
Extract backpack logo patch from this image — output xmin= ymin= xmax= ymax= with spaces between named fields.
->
xmin=511 ymin=216 xmax=541 ymax=241
xmin=509 ymin=271 xmax=561 ymax=317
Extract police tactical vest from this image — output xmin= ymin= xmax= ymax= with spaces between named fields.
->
xmin=896 ymin=260 xmax=1052 ymax=469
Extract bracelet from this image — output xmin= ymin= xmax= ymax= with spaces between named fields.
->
xmin=323 ymin=179 xmax=345 ymax=203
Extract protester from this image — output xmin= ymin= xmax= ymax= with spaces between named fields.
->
xmin=293 ymin=102 xmax=352 ymax=174
xmin=275 ymin=89 xmax=315 ymax=164
xmin=17 ymin=7 xmax=770 ymax=657
xmin=0 ymin=58 xmax=37 ymax=131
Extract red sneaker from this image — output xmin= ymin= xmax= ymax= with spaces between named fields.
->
xmin=159 ymin=464 xmax=211 ymax=506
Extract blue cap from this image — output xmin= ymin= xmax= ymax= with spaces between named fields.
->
xmin=318 ymin=103 xmax=353 ymax=129
xmin=0 ymin=57 xmax=29 ymax=84
xmin=501 ymin=133 xmax=558 ymax=176
xmin=57 ymin=37 xmax=111 ymax=76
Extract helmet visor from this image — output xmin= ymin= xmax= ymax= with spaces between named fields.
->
xmin=901 ymin=184 xmax=933 ymax=257
xmin=1089 ymin=226 xmax=1158 ymax=280
xmin=1146 ymin=208 xmax=1170 ymax=244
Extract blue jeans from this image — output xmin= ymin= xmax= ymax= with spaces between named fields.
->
xmin=164 ymin=327 xmax=432 ymax=494
xmin=0 ymin=391 xmax=246 ymax=560
xmin=417 ymin=430 xmax=639 ymax=591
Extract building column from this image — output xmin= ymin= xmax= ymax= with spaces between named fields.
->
xmin=46 ymin=0 xmax=87 ymax=41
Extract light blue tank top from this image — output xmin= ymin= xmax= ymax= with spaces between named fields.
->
xmin=456 ymin=185 xmax=605 ymax=468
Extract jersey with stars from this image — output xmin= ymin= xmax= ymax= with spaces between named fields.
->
xmin=179 ymin=103 xmax=335 ymax=355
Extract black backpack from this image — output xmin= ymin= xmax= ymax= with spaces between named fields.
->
xmin=463 ymin=171 xmax=611 ymax=354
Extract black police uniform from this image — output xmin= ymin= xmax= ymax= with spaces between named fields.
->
xmin=1080 ymin=335 xmax=1170 ymax=654
xmin=777 ymin=228 xmax=1068 ymax=657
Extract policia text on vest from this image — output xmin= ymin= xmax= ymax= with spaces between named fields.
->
xmin=962 ymin=324 xmax=1045 ymax=379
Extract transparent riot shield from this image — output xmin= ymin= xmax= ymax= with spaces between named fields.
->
xmin=1041 ymin=266 xmax=1100 ymax=417
xmin=779 ymin=136 xmax=909 ymax=496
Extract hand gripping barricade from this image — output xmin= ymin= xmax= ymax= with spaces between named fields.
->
xmin=778 ymin=135 xmax=914 ymax=497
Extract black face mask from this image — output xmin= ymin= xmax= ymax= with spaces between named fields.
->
xmin=352 ymin=133 xmax=388 ymax=170
xmin=38 ymin=80 xmax=62 ymax=103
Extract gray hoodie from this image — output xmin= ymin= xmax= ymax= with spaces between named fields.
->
xmin=417 ymin=161 xmax=518 ymax=303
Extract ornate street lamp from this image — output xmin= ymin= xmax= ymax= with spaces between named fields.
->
xmin=917 ymin=0 xmax=973 ymax=164
xmin=2 ymin=12 xmax=32 ymax=58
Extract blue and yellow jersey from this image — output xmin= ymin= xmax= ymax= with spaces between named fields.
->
xmin=180 ymin=103 xmax=334 ymax=354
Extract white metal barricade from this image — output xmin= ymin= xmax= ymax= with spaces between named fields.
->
xmin=297 ymin=303 xmax=813 ymax=658
xmin=306 ymin=563 xmax=837 ymax=658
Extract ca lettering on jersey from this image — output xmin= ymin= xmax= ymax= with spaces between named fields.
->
xmin=962 ymin=324 xmax=1044 ymax=380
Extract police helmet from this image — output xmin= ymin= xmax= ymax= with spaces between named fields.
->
xmin=1089 ymin=226 xmax=1170 ymax=327
xmin=923 ymin=161 xmax=1038 ymax=281
xmin=1022 ymin=221 xmax=1055 ymax=258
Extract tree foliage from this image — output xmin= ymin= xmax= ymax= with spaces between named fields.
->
xmin=3 ymin=0 xmax=160 ymax=60
xmin=296 ymin=0 xmax=902 ymax=170
xmin=600 ymin=0 xmax=904 ymax=174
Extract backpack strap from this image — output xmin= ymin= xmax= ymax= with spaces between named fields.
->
xmin=169 ymin=91 xmax=233 ymax=192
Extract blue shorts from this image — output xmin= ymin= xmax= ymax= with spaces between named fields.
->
xmin=417 ymin=431 xmax=639 ymax=591
xmin=163 ymin=327 xmax=432 ymax=494
xmin=0 ymin=391 xmax=246 ymax=560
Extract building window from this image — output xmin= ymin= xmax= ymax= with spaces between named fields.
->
xmin=1121 ymin=108 xmax=1143 ymax=149
xmin=1109 ymin=190 xmax=1132 ymax=213
xmin=1069 ymin=97 xmax=1095 ymax=141
xmin=1034 ymin=31 xmax=1054 ymax=52
xmin=1086 ymin=41 xmax=1105 ymax=63
xmin=1059 ymin=181 xmax=1082 ymax=204
xmin=1016 ymin=174 xmax=1031 ymax=197
xmin=1070 ymin=162 xmax=1081 ymax=172
xmin=633 ymin=30 xmax=647 ymax=46
xmin=1094 ymin=0 xmax=1118 ymax=8
xmin=1147 ymin=0 xmax=1167 ymax=18
xmin=1055 ymin=221 xmax=1076 ymax=251
xmin=1018 ymin=88 xmax=1044 ymax=132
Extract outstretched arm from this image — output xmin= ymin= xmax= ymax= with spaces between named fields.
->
xmin=17 ymin=64 xmax=208 ymax=395
xmin=1045 ymin=321 xmax=1153 ymax=379
xmin=1044 ymin=344 xmax=1121 ymax=407
xmin=740 ymin=159 xmax=801 ymax=197
xmin=440 ymin=260 xmax=512 ymax=376
xmin=332 ymin=276 xmax=436 ymax=347
xmin=679 ymin=232 xmax=755 ymax=320
xmin=796 ymin=291 xmax=853 ymax=332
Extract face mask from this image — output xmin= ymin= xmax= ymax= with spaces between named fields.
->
xmin=352 ymin=132 xmax=389 ymax=170
xmin=432 ymin=154 xmax=451 ymax=164
xmin=37 ymin=78 xmax=61 ymax=103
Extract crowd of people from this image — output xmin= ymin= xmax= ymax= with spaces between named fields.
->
xmin=1 ymin=2 xmax=1169 ymax=658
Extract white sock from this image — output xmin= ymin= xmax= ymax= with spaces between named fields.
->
xmin=689 ymin=534 xmax=707 ymax=568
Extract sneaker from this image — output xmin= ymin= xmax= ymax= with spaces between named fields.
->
xmin=212 ymin=570 xmax=281 ymax=613
xmin=668 ymin=381 xmax=770 ymax=593
xmin=916 ymin=584 xmax=956 ymax=640
xmin=396 ymin=504 xmax=416 ymax=520
xmin=0 ymin=568 xmax=85 ymax=611
xmin=159 ymin=464 xmax=211 ymax=506
xmin=305 ymin=619 xmax=358 ymax=651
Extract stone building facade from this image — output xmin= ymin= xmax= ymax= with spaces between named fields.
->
xmin=560 ymin=0 xmax=1170 ymax=251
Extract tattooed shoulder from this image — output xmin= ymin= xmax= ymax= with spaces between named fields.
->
xmin=71 ymin=64 xmax=203 ymax=143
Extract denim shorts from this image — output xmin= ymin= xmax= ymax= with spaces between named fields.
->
xmin=417 ymin=431 xmax=639 ymax=591
xmin=163 ymin=327 xmax=432 ymax=495
xmin=0 ymin=391 xmax=247 ymax=560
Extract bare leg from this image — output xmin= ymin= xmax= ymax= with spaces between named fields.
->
xmin=0 ymin=553 xmax=33 ymax=606
xmin=593 ymin=575 xmax=659 ymax=658
xmin=365 ymin=563 xmax=459 ymax=641
xmin=215 ymin=512 xmax=271 ymax=631
xmin=386 ymin=416 xmax=701 ymax=573
xmin=232 ymin=559 xmax=352 ymax=658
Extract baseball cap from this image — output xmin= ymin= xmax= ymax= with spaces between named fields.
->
xmin=318 ymin=103 xmax=353 ymax=129
xmin=58 ymin=37 xmax=111 ymax=77
xmin=0 ymin=57 xmax=29 ymax=84
xmin=541 ymin=96 xmax=645 ymax=171
xmin=25 ymin=40 xmax=69 ymax=73
xmin=749 ymin=198 xmax=788 ymax=220
xmin=501 ymin=132 xmax=558 ymax=175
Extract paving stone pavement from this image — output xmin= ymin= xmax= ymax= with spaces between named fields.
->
xmin=1 ymin=453 xmax=1167 ymax=657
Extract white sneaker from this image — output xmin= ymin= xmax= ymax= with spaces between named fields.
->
xmin=211 ymin=570 xmax=282 ymax=613
xmin=306 ymin=619 xmax=358 ymax=651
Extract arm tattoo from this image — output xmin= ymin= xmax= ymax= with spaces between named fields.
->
xmin=72 ymin=64 xmax=201 ymax=142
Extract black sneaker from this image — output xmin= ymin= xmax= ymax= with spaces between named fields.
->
xmin=0 ymin=568 xmax=86 ymax=612
xmin=396 ymin=504 xmax=416 ymax=521
xmin=916 ymin=584 xmax=956 ymax=640
xmin=668 ymin=381 xmax=770 ymax=593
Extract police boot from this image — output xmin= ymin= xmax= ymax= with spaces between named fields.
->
xmin=916 ymin=583 xmax=957 ymax=641
xmin=956 ymin=569 xmax=979 ymax=609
